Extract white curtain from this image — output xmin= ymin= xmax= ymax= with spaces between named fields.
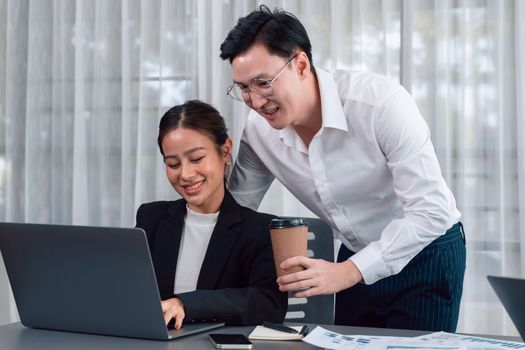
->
xmin=1 ymin=0 xmax=524 ymax=336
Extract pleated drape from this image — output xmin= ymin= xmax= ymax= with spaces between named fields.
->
xmin=1 ymin=0 xmax=524 ymax=336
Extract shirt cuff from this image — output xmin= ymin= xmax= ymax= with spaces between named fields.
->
xmin=349 ymin=245 xmax=388 ymax=285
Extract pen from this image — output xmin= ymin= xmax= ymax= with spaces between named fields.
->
xmin=299 ymin=325 xmax=309 ymax=336
xmin=262 ymin=321 xmax=299 ymax=334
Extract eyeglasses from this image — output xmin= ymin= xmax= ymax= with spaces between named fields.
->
xmin=226 ymin=55 xmax=297 ymax=102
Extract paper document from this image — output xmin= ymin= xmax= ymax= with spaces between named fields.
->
xmin=413 ymin=332 xmax=525 ymax=350
xmin=302 ymin=326 xmax=397 ymax=350
xmin=301 ymin=327 xmax=525 ymax=350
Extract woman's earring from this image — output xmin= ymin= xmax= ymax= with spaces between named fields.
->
xmin=226 ymin=158 xmax=232 ymax=166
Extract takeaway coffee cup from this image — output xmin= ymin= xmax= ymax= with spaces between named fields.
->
xmin=269 ymin=218 xmax=308 ymax=278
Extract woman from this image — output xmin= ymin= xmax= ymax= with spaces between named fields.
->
xmin=136 ymin=100 xmax=287 ymax=329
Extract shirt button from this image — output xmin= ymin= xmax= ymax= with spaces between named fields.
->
xmin=330 ymin=208 xmax=337 ymax=214
xmin=317 ymin=180 xmax=325 ymax=188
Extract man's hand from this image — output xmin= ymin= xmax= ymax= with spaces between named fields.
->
xmin=276 ymin=256 xmax=363 ymax=297
xmin=161 ymin=297 xmax=185 ymax=329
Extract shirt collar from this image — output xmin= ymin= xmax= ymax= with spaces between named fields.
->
xmin=278 ymin=66 xmax=348 ymax=148
xmin=316 ymin=66 xmax=348 ymax=132
xmin=278 ymin=125 xmax=307 ymax=153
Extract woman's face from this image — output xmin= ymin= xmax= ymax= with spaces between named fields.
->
xmin=161 ymin=127 xmax=231 ymax=214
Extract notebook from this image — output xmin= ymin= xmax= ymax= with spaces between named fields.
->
xmin=0 ymin=222 xmax=224 ymax=340
xmin=487 ymin=275 xmax=525 ymax=340
xmin=249 ymin=325 xmax=306 ymax=340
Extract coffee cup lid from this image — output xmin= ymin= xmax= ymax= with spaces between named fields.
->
xmin=270 ymin=218 xmax=306 ymax=228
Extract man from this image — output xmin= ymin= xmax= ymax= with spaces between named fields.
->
xmin=220 ymin=5 xmax=466 ymax=331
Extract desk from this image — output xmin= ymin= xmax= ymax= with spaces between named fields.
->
xmin=0 ymin=322 xmax=520 ymax=350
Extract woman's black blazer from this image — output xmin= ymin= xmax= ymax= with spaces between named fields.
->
xmin=135 ymin=190 xmax=287 ymax=325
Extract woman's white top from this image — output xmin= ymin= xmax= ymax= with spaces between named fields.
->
xmin=173 ymin=206 xmax=219 ymax=294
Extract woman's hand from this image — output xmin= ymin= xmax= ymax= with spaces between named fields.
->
xmin=161 ymin=297 xmax=185 ymax=329
xmin=276 ymin=257 xmax=363 ymax=297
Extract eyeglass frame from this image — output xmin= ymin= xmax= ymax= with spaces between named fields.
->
xmin=226 ymin=54 xmax=297 ymax=102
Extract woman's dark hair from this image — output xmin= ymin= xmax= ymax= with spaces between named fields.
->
xmin=158 ymin=100 xmax=229 ymax=157
xmin=219 ymin=5 xmax=314 ymax=70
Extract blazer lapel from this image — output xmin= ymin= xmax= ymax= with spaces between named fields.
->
xmin=152 ymin=201 xmax=186 ymax=299
xmin=196 ymin=191 xmax=242 ymax=289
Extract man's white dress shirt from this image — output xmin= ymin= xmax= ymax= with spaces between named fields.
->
xmin=229 ymin=67 xmax=461 ymax=285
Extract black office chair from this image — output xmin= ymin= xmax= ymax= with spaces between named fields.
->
xmin=284 ymin=217 xmax=335 ymax=325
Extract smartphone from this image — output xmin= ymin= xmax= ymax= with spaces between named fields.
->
xmin=208 ymin=333 xmax=253 ymax=349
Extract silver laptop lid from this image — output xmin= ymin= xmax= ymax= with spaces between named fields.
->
xmin=0 ymin=222 xmax=222 ymax=340
xmin=487 ymin=275 xmax=525 ymax=341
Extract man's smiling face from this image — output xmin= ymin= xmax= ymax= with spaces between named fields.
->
xmin=231 ymin=44 xmax=303 ymax=130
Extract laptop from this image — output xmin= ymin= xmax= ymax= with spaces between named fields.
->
xmin=0 ymin=222 xmax=224 ymax=340
xmin=487 ymin=275 xmax=525 ymax=340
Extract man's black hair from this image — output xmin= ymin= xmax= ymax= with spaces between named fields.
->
xmin=220 ymin=5 xmax=314 ymax=71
